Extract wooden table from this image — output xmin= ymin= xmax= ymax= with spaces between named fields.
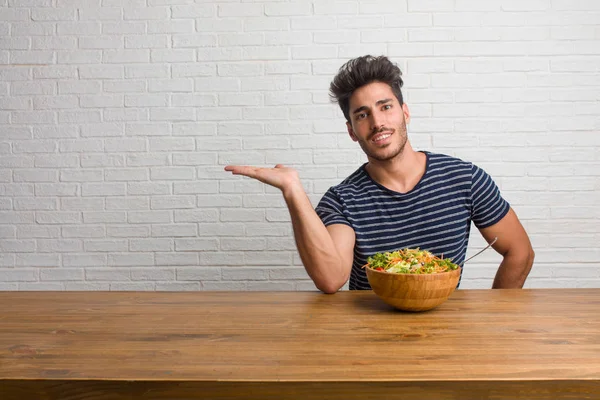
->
xmin=1 ymin=289 xmax=599 ymax=399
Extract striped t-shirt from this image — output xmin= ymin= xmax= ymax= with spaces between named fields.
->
xmin=315 ymin=151 xmax=510 ymax=290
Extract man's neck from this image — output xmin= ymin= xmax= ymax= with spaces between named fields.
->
xmin=365 ymin=143 xmax=427 ymax=194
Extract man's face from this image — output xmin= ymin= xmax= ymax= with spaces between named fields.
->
xmin=346 ymin=81 xmax=410 ymax=162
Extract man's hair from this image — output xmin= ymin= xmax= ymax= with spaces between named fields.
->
xmin=329 ymin=55 xmax=404 ymax=122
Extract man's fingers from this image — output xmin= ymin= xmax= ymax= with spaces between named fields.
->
xmin=224 ymin=165 xmax=254 ymax=171
xmin=224 ymin=165 xmax=255 ymax=176
xmin=226 ymin=166 xmax=279 ymax=184
xmin=225 ymin=164 xmax=293 ymax=191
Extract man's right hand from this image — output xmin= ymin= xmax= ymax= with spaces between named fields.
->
xmin=224 ymin=164 xmax=302 ymax=196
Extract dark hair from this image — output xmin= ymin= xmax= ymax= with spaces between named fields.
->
xmin=329 ymin=55 xmax=404 ymax=122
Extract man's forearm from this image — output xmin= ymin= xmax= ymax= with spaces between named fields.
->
xmin=282 ymin=185 xmax=348 ymax=293
xmin=492 ymin=248 xmax=535 ymax=288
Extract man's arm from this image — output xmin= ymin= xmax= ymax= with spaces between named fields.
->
xmin=225 ymin=164 xmax=354 ymax=293
xmin=478 ymin=207 xmax=534 ymax=288
xmin=284 ymin=184 xmax=355 ymax=293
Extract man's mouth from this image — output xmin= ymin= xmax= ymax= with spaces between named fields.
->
xmin=371 ymin=131 xmax=393 ymax=144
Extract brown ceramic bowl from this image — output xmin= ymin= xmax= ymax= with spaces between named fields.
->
xmin=365 ymin=266 xmax=461 ymax=312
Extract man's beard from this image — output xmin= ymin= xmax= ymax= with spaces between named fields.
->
xmin=358 ymin=119 xmax=408 ymax=162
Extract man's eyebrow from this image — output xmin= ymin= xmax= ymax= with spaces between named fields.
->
xmin=352 ymin=105 xmax=368 ymax=115
xmin=351 ymin=98 xmax=393 ymax=115
xmin=376 ymin=98 xmax=393 ymax=106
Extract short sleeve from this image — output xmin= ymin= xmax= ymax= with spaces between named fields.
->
xmin=315 ymin=188 xmax=352 ymax=228
xmin=470 ymin=164 xmax=510 ymax=229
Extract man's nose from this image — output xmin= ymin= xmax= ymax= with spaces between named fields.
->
xmin=370 ymin=111 xmax=384 ymax=132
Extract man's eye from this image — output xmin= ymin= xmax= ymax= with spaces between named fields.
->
xmin=383 ymin=104 xmax=392 ymax=110
xmin=356 ymin=113 xmax=367 ymax=120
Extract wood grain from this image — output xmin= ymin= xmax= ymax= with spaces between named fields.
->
xmin=1 ymin=289 xmax=599 ymax=399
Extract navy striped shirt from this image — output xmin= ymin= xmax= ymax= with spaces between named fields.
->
xmin=315 ymin=152 xmax=510 ymax=290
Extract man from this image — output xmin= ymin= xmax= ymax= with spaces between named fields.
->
xmin=225 ymin=55 xmax=534 ymax=293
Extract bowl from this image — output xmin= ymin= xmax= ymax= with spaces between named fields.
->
xmin=365 ymin=266 xmax=461 ymax=312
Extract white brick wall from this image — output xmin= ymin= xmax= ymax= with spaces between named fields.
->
xmin=1 ymin=1 xmax=599 ymax=291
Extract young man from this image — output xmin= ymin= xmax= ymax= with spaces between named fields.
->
xmin=225 ymin=55 xmax=534 ymax=293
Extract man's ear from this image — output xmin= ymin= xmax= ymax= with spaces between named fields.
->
xmin=346 ymin=121 xmax=358 ymax=142
xmin=402 ymin=103 xmax=411 ymax=125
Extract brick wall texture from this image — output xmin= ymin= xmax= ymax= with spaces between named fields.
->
xmin=1 ymin=0 xmax=599 ymax=290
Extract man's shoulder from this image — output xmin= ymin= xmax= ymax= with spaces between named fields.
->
xmin=426 ymin=151 xmax=472 ymax=167
xmin=330 ymin=164 xmax=370 ymax=191
xmin=425 ymin=151 xmax=475 ymax=175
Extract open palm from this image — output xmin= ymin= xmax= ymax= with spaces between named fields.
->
xmin=224 ymin=164 xmax=300 ymax=192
